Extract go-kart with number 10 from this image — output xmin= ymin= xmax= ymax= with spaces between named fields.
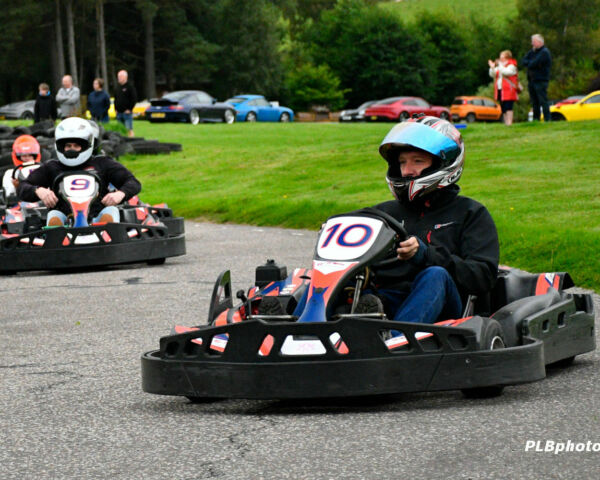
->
xmin=141 ymin=208 xmax=595 ymax=401
xmin=0 ymin=170 xmax=185 ymax=273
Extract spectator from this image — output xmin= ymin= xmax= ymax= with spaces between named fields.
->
xmin=55 ymin=74 xmax=81 ymax=118
xmin=488 ymin=50 xmax=519 ymax=126
xmin=114 ymin=70 xmax=137 ymax=137
xmin=34 ymin=83 xmax=58 ymax=123
xmin=87 ymin=78 xmax=111 ymax=123
xmin=522 ymin=34 xmax=552 ymax=122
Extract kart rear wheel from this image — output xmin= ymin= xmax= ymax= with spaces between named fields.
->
xmin=186 ymin=396 xmax=221 ymax=403
xmin=462 ymin=318 xmax=506 ymax=399
xmin=147 ymin=258 xmax=166 ymax=265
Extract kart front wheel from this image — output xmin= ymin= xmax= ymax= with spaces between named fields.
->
xmin=462 ymin=318 xmax=506 ymax=399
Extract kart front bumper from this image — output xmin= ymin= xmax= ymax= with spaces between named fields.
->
xmin=141 ymin=317 xmax=546 ymax=400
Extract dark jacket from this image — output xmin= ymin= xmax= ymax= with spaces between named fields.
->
xmin=17 ymin=156 xmax=141 ymax=217
xmin=34 ymin=93 xmax=58 ymax=122
xmin=114 ymin=82 xmax=137 ymax=112
xmin=521 ymin=46 xmax=552 ymax=82
xmin=87 ymin=90 xmax=111 ymax=121
xmin=372 ymin=185 xmax=499 ymax=299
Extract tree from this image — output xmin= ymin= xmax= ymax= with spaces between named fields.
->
xmin=55 ymin=0 xmax=66 ymax=86
xmin=284 ymin=63 xmax=348 ymax=111
xmin=96 ymin=0 xmax=108 ymax=88
xmin=65 ymin=0 xmax=78 ymax=85
xmin=136 ymin=0 xmax=158 ymax=99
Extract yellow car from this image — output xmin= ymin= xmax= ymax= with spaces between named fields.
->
xmin=550 ymin=90 xmax=600 ymax=121
xmin=133 ymin=100 xmax=150 ymax=119
xmin=85 ymin=97 xmax=117 ymax=120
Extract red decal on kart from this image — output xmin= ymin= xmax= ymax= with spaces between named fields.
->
xmin=535 ymin=273 xmax=560 ymax=295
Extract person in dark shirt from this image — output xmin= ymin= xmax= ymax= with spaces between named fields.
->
xmin=362 ymin=116 xmax=499 ymax=326
xmin=34 ymin=83 xmax=58 ymax=123
xmin=87 ymin=78 xmax=111 ymax=123
xmin=18 ymin=117 xmax=141 ymax=226
xmin=114 ymin=70 xmax=137 ymax=137
xmin=522 ymin=34 xmax=552 ymax=122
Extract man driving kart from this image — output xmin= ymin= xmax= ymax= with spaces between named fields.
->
xmin=364 ymin=116 xmax=499 ymax=325
xmin=18 ymin=117 xmax=141 ymax=226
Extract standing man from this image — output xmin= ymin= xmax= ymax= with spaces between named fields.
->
xmin=114 ymin=70 xmax=137 ymax=137
xmin=522 ymin=34 xmax=552 ymax=122
xmin=55 ymin=75 xmax=81 ymax=119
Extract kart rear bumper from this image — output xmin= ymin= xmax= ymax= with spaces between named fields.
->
xmin=141 ymin=318 xmax=546 ymax=399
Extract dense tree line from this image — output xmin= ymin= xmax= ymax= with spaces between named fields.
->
xmin=0 ymin=0 xmax=598 ymax=111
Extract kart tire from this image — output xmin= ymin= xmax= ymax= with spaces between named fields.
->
xmin=466 ymin=113 xmax=476 ymax=123
xmin=147 ymin=258 xmax=166 ymax=265
xmin=246 ymin=111 xmax=257 ymax=122
xmin=189 ymin=109 xmax=200 ymax=125
xmin=462 ymin=318 xmax=506 ymax=399
xmin=186 ymin=396 xmax=221 ymax=404
xmin=439 ymin=112 xmax=450 ymax=121
xmin=547 ymin=356 xmax=575 ymax=368
xmin=223 ymin=109 xmax=235 ymax=124
xmin=279 ymin=112 xmax=291 ymax=122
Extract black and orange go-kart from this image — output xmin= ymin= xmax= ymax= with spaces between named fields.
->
xmin=141 ymin=208 xmax=595 ymax=401
xmin=0 ymin=171 xmax=185 ymax=274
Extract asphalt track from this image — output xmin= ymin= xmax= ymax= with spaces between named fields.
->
xmin=1 ymin=221 xmax=598 ymax=480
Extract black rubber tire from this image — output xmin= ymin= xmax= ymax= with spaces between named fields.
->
xmin=439 ymin=111 xmax=450 ymax=120
xmin=466 ymin=113 xmax=476 ymax=123
xmin=399 ymin=112 xmax=410 ymax=122
xmin=547 ymin=356 xmax=575 ymax=368
xmin=462 ymin=318 xmax=506 ymax=398
xmin=223 ymin=109 xmax=235 ymax=124
xmin=246 ymin=111 xmax=257 ymax=122
xmin=147 ymin=258 xmax=166 ymax=265
xmin=279 ymin=112 xmax=291 ymax=122
xmin=20 ymin=111 xmax=34 ymax=120
xmin=189 ymin=109 xmax=200 ymax=125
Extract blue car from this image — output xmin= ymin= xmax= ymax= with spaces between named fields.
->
xmin=146 ymin=90 xmax=236 ymax=125
xmin=226 ymin=95 xmax=294 ymax=122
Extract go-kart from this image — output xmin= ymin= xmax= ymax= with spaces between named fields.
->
xmin=141 ymin=208 xmax=595 ymax=400
xmin=0 ymin=170 xmax=185 ymax=273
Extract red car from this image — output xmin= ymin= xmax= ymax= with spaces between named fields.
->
xmin=365 ymin=96 xmax=451 ymax=122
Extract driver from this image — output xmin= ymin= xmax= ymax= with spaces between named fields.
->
xmin=364 ymin=116 xmax=499 ymax=324
xmin=2 ymin=135 xmax=42 ymax=202
xmin=17 ymin=117 xmax=141 ymax=226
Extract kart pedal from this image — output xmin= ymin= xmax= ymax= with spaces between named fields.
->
xmin=355 ymin=294 xmax=384 ymax=315
xmin=258 ymin=296 xmax=286 ymax=316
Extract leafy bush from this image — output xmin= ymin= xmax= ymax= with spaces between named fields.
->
xmin=284 ymin=63 xmax=349 ymax=111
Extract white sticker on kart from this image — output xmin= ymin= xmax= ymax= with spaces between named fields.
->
xmin=317 ymin=216 xmax=384 ymax=261
xmin=62 ymin=174 xmax=97 ymax=198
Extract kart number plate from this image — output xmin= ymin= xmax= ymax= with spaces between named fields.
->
xmin=317 ymin=216 xmax=384 ymax=261
xmin=151 ymin=113 xmax=165 ymax=118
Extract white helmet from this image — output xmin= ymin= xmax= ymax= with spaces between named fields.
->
xmin=55 ymin=117 xmax=94 ymax=167
xmin=379 ymin=116 xmax=464 ymax=201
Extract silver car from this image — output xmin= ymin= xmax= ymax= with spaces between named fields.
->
xmin=0 ymin=99 xmax=36 ymax=120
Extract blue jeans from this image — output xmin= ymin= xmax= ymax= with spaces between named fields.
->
xmin=117 ymin=112 xmax=133 ymax=131
xmin=528 ymin=81 xmax=551 ymax=121
xmin=377 ymin=266 xmax=463 ymax=324
xmin=46 ymin=206 xmax=120 ymax=226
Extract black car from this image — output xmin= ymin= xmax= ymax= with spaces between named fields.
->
xmin=146 ymin=90 xmax=236 ymax=125
xmin=338 ymin=100 xmax=378 ymax=122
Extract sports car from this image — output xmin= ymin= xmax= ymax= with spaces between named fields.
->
xmin=225 ymin=95 xmax=293 ymax=122
xmin=338 ymin=100 xmax=378 ymax=122
xmin=141 ymin=208 xmax=595 ymax=400
xmin=365 ymin=97 xmax=451 ymax=122
xmin=146 ymin=90 xmax=236 ymax=125
xmin=0 ymin=171 xmax=185 ymax=274
xmin=0 ymin=100 xmax=35 ymax=120
xmin=550 ymin=90 xmax=600 ymax=121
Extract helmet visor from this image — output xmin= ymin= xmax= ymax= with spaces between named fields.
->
xmin=379 ymin=122 xmax=460 ymax=166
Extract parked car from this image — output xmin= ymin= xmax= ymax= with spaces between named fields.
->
xmin=553 ymin=95 xmax=585 ymax=107
xmin=338 ymin=100 xmax=378 ymax=122
xmin=225 ymin=95 xmax=293 ymax=122
xmin=450 ymin=96 xmax=502 ymax=122
xmin=85 ymin=97 xmax=117 ymax=121
xmin=146 ymin=90 xmax=236 ymax=124
xmin=549 ymin=91 xmax=600 ymax=121
xmin=365 ymin=97 xmax=450 ymax=122
xmin=133 ymin=99 xmax=150 ymax=119
xmin=0 ymin=100 xmax=36 ymax=120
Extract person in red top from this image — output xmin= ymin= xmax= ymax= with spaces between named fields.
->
xmin=488 ymin=50 xmax=519 ymax=125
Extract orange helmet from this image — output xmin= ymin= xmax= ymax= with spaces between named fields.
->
xmin=12 ymin=135 xmax=41 ymax=166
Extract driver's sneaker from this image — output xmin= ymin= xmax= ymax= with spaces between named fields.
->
xmin=99 ymin=213 xmax=115 ymax=223
xmin=355 ymin=294 xmax=384 ymax=315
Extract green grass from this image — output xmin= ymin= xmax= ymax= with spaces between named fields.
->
xmin=2 ymin=118 xmax=599 ymax=291
xmin=379 ymin=0 xmax=517 ymax=23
